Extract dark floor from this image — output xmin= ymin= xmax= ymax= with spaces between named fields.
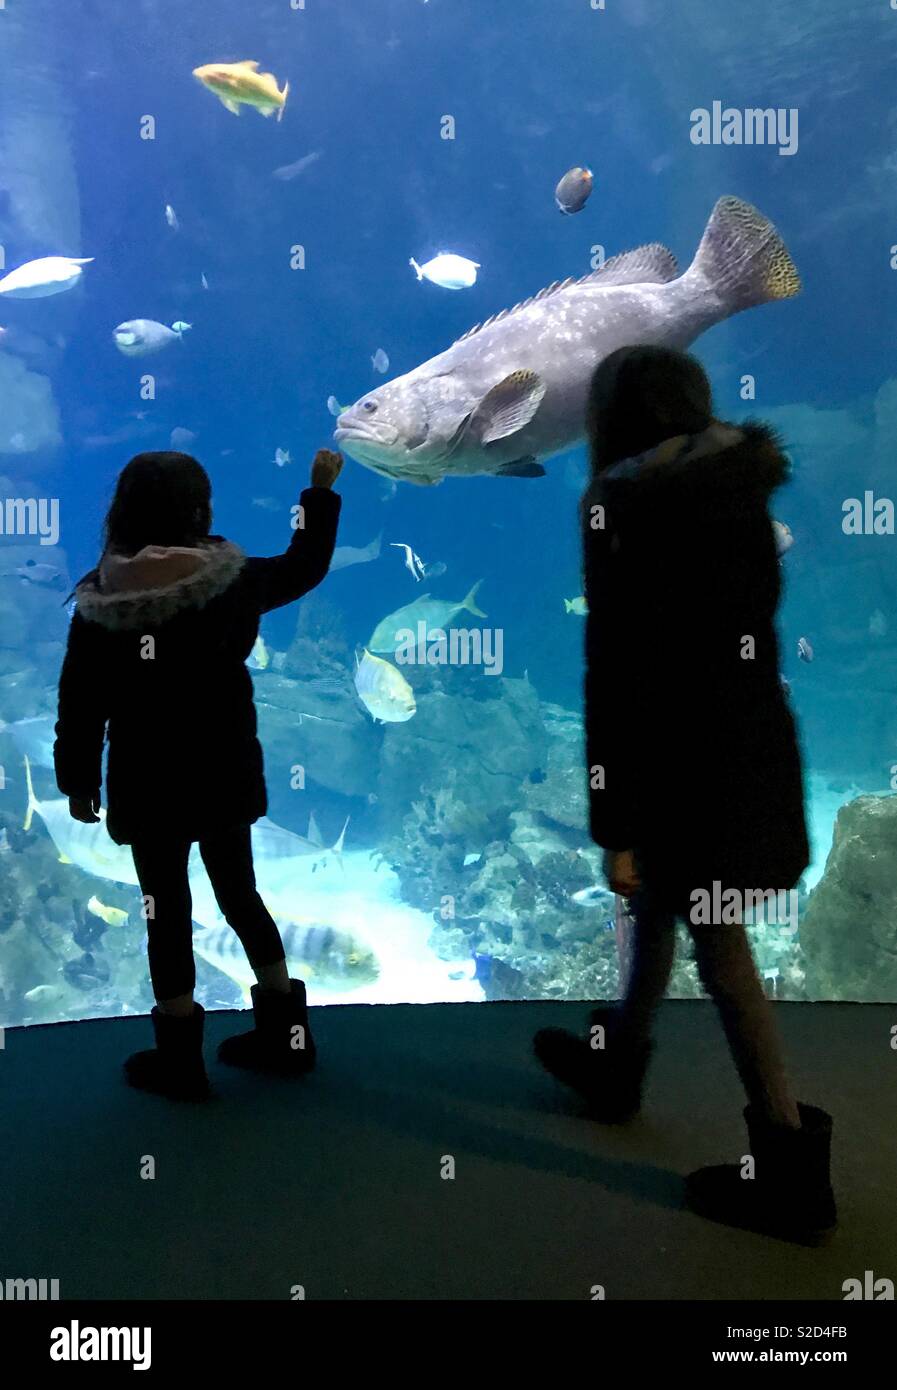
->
xmin=0 ymin=999 xmax=891 ymax=1300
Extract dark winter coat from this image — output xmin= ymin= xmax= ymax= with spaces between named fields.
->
xmin=54 ymin=486 xmax=341 ymax=845
xmin=583 ymin=421 xmax=809 ymax=913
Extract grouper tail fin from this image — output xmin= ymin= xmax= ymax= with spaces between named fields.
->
xmin=688 ymin=196 xmax=801 ymax=312
xmin=23 ymin=753 xmax=37 ymax=832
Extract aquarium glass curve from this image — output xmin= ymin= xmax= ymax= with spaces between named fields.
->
xmin=0 ymin=0 xmax=895 ymax=1026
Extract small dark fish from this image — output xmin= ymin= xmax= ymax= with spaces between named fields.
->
xmin=555 ymin=165 xmax=594 ymax=215
xmin=797 ymin=636 xmax=814 ymax=664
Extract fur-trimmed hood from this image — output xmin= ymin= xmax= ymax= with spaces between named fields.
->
xmin=75 ymin=537 xmax=246 ymax=630
xmin=584 ymin=420 xmax=789 ymax=524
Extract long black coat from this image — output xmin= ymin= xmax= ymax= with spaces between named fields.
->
xmin=54 ymin=486 xmax=341 ymax=845
xmin=583 ymin=422 xmax=809 ymax=913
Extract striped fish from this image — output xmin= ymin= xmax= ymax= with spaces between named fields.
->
xmin=193 ymin=919 xmax=379 ymax=996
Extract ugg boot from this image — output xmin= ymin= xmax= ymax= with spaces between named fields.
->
xmin=217 ymin=978 xmax=316 ymax=1075
xmin=533 ymin=1006 xmax=654 ymax=1122
xmin=124 ymin=1004 xmax=210 ymax=1101
xmin=686 ymin=1102 xmax=837 ymax=1244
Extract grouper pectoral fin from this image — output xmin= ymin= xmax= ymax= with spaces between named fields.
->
xmin=468 ymin=370 xmax=546 ymax=446
xmin=494 ymin=458 xmax=546 ymax=478
xmin=220 ymin=96 xmax=241 ymax=115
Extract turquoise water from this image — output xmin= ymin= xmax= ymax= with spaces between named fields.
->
xmin=0 ymin=0 xmax=894 ymax=1024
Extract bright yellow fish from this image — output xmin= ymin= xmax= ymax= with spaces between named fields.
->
xmin=87 ymin=895 xmax=130 ymax=928
xmin=193 ymin=60 xmax=289 ymax=121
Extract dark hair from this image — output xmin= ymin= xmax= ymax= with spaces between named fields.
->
xmin=103 ymin=451 xmax=212 ymax=555
xmin=586 ymin=345 xmax=714 ymax=475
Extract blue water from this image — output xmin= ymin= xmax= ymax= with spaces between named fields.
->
xmin=1 ymin=0 xmax=895 ymax=1023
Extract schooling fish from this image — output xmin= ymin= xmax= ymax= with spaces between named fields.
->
xmin=164 ymin=203 xmax=179 ymax=230
xmin=564 ymin=595 xmax=588 ymax=615
xmin=0 ymin=256 xmax=93 ymax=299
xmin=336 ymin=198 xmax=800 ymax=485
xmin=367 ymin=582 xmax=485 ymax=654
xmin=555 ymin=166 xmax=594 ymax=215
xmin=354 ymin=649 xmax=416 ymax=724
xmin=797 ymin=636 xmax=814 ymax=664
xmin=371 ymin=348 xmax=390 ymax=374
xmin=193 ymin=60 xmax=289 ymax=121
xmin=273 ymin=447 xmax=291 ymax=468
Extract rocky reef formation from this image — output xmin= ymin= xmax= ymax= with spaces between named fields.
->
xmin=800 ymin=793 xmax=897 ymax=1001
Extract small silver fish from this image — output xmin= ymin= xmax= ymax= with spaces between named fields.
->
xmin=371 ymin=348 xmax=389 ymax=374
xmin=327 ymin=395 xmax=346 ymax=418
xmin=165 ymin=203 xmax=179 ymax=230
xmin=170 ymin=426 xmax=197 ymax=449
xmin=555 ymin=166 xmax=594 ymax=215
xmin=772 ymin=519 xmax=793 ymax=557
xmin=252 ymin=496 xmax=281 ymax=511
xmin=390 ymin=541 xmax=426 ymax=581
xmin=274 ymin=447 xmax=291 ymax=467
xmin=16 ymin=560 xmax=62 ymax=586
xmin=201 ymin=272 xmax=209 ymax=290
xmin=797 ymin=636 xmax=814 ymax=664
xmin=272 ymin=150 xmax=322 ymax=181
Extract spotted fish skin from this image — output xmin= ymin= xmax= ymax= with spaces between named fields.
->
xmin=334 ymin=197 xmax=800 ymax=485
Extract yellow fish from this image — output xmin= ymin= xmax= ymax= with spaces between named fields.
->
xmin=87 ymin=895 xmax=130 ymax=928
xmin=354 ymin=649 xmax=416 ymax=724
xmin=193 ymin=60 xmax=289 ymax=121
xmin=564 ymin=596 xmax=588 ymax=616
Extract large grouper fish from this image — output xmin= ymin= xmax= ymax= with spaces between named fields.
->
xmin=334 ymin=196 xmax=799 ymax=485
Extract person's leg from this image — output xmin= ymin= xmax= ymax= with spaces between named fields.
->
xmin=615 ymin=888 xmax=677 ymax=1044
xmin=131 ymin=836 xmax=196 ymax=1016
xmin=690 ymin=919 xmax=801 ymax=1128
xmin=198 ymin=826 xmax=290 ymax=993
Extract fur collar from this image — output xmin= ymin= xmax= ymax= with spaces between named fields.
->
xmin=75 ymin=538 xmax=246 ymax=630
xmin=585 ymin=420 xmax=789 ymax=520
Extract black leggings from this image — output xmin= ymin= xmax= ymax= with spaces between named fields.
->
xmin=131 ymin=824 xmax=286 ymax=1001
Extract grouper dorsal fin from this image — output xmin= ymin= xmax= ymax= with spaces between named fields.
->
xmin=453 ymin=242 xmax=679 ymax=346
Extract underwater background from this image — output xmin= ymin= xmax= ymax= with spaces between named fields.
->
xmin=0 ymin=0 xmax=895 ymax=1026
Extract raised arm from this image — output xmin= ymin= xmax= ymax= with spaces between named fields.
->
xmin=245 ymin=449 xmax=344 ymax=613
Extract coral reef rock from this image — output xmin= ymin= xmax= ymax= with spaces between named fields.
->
xmin=377 ymin=676 xmax=547 ymax=838
xmin=800 ymin=793 xmax=897 ymax=1001
xmin=521 ymin=702 xmax=588 ymax=830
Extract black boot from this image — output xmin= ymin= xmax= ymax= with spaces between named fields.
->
xmin=533 ymin=1006 xmax=653 ymax=1122
xmin=217 ymin=978 xmax=316 ymax=1075
xmin=124 ymin=1004 xmax=210 ymax=1101
xmin=685 ymin=1102 xmax=837 ymax=1245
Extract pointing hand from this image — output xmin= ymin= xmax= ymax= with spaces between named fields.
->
xmin=311 ymin=449 xmax=344 ymax=489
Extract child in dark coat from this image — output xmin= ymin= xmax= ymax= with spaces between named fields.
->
xmin=534 ymin=346 xmax=835 ymax=1243
xmin=54 ymin=448 xmax=343 ymax=1099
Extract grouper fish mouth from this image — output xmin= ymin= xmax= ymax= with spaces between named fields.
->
xmin=334 ymin=196 xmax=800 ymax=486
